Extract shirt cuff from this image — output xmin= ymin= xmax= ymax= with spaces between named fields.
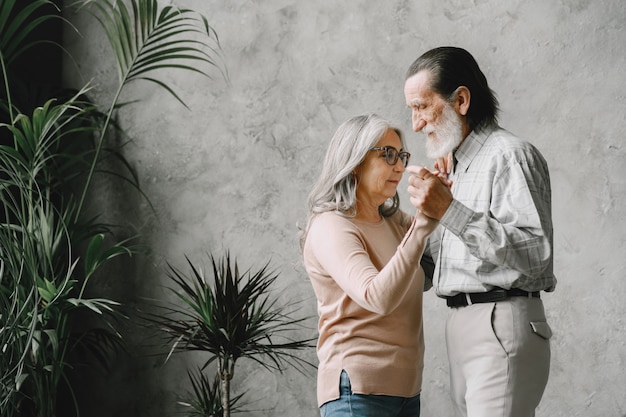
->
xmin=440 ymin=199 xmax=473 ymax=235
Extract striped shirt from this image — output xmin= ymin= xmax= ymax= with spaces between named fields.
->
xmin=426 ymin=123 xmax=557 ymax=296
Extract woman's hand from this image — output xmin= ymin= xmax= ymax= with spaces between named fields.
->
xmin=434 ymin=152 xmax=453 ymax=178
xmin=432 ymin=152 xmax=453 ymax=188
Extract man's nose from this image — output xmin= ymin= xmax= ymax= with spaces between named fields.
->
xmin=413 ymin=115 xmax=426 ymax=132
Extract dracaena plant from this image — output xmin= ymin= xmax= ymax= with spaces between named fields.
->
xmin=0 ymin=0 xmax=224 ymax=415
xmin=148 ymin=253 xmax=315 ymax=417
xmin=178 ymin=368 xmax=244 ymax=417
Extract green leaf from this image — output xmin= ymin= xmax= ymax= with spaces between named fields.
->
xmin=83 ymin=233 xmax=133 ymax=279
xmin=81 ymin=0 xmax=224 ymax=106
xmin=84 ymin=233 xmax=104 ymax=276
xmin=67 ymin=298 xmax=121 ymax=315
xmin=0 ymin=0 xmax=61 ymax=65
xmin=43 ymin=328 xmax=59 ymax=355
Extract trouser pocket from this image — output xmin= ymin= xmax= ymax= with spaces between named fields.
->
xmin=530 ymin=321 xmax=552 ymax=339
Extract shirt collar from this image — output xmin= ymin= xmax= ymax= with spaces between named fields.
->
xmin=454 ymin=122 xmax=497 ymax=174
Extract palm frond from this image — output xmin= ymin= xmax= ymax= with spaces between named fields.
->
xmin=0 ymin=0 xmax=62 ymax=66
xmin=76 ymin=0 xmax=225 ymax=106
xmin=0 ymin=0 xmax=72 ymax=126
xmin=73 ymin=0 xmax=226 ymax=216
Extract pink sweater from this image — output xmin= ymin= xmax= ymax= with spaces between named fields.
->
xmin=302 ymin=209 xmax=436 ymax=407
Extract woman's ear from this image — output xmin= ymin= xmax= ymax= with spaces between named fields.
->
xmin=454 ymin=86 xmax=471 ymax=116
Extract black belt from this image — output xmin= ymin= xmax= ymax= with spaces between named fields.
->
xmin=445 ymin=288 xmax=540 ymax=308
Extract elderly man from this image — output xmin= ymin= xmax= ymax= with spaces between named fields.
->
xmin=404 ymin=46 xmax=556 ymax=417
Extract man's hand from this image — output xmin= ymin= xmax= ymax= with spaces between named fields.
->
xmin=406 ymin=165 xmax=454 ymax=220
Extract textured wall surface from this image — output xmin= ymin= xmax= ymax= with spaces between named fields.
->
xmin=63 ymin=0 xmax=626 ymax=416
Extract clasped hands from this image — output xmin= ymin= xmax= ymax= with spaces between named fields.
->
xmin=406 ymin=155 xmax=454 ymax=220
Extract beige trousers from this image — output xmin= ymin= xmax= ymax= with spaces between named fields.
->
xmin=446 ymin=297 xmax=551 ymax=417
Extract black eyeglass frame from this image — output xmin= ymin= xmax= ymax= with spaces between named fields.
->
xmin=369 ymin=146 xmax=411 ymax=168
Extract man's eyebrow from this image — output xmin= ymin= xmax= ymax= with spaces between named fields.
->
xmin=408 ymin=99 xmax=422 ymax=107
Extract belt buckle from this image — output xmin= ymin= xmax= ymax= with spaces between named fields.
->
xmin=490 ymin=289 xmax=508 ymax=302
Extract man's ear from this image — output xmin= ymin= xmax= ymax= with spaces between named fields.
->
xmin=454 ymin=86 xmax=471 ymax=116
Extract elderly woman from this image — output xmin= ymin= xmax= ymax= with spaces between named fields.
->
xmin=301 ymin=113 xmax=438 ymax=417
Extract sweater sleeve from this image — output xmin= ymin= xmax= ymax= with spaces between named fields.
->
xmin=307 ymin=212 xmax=437 ymax=315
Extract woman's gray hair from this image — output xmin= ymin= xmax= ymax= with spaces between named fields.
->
xmin=300 ymin=114 xmax=405 ymax=248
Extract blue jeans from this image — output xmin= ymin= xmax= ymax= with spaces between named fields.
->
xmin=320 ymin=370 xmax=421 ymax=417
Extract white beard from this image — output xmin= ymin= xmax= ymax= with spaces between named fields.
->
xmin=424 ymin=103 xmax=464 ymax=159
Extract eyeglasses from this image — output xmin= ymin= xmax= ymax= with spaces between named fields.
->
xmin=369 ymin=147 xmax=411 ymax=168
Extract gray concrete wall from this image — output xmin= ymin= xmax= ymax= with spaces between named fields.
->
xmin=63 ymin=0 xmax=626 ymax=416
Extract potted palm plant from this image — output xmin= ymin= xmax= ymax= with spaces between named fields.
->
xmin=0 ymin=0 xmax=224 ymax=415
xmin=148 ymin=252 xmax=316 ymax=417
